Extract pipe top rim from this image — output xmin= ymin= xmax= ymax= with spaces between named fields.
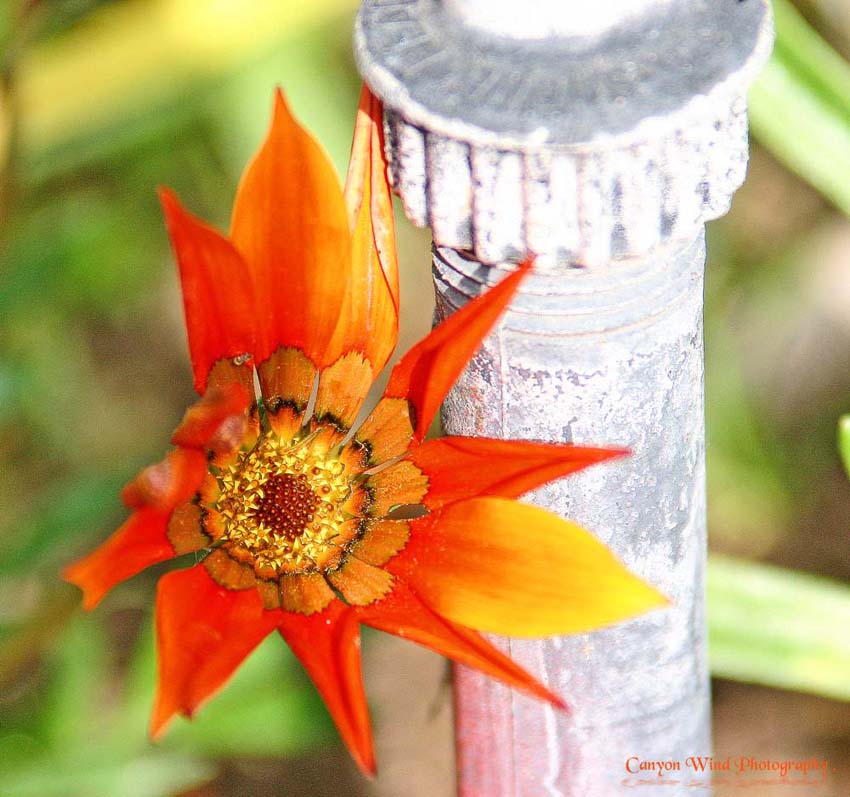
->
xmin=356 ymin=0 xmax=773 ymax=150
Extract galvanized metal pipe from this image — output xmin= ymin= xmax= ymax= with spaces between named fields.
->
xmin=435 ymin=236 xmax=708 ymax=795
xmin=356 ymin=1 xmax=773 ymax=793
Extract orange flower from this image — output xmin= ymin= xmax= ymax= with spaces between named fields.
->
xmin=64 ymin=87 xmax=666 ymax=775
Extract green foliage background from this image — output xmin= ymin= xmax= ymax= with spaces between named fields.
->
xmin=1 ymin=1 xmax=849 ymax=794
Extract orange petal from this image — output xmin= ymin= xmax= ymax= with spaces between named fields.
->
xmin=279 ymin=572 xmax=337 ymax=615
xmin=166 ymin=502 xmax=210 ymax=554
xmin=409 ymin=437 xmax=628 ymax=509
xmin=230 ymin=89 xmax=351 ymax=367
xmin=63 ymin=509 xmax=176 ymax=610
xmin=390 ymin=497 xmax=669 ymax=637
xmin=313 ymin=351 xmax=373 ymax=430
xmin=327 ymin=556 xmax=394 ymax=606
xmin=350 ymin=519 xmax=411 ymax=567
xmin=120 ymin=447 xmax=208 ymax=512
xmin=159 ymin=188 xmax=256 ymax=394
xmin=355 ymin=396 xmax=415 ymax=466
xmin=258 ymin=346 xmax=317 ymax=421
xmin=151 ymin=566 xmax=278 ymax=738
xmin=170 ymin=383 xmax=251 ymax=451
xmin=383 ymin=260 xmax=532 ymax=443
xmin=364 ymin=460 xmax=428 ymax=516
xmin=356 ymin=579 xmax=564 ymax=708
xmin=278 ymin=602 xmax=375 ymax=776
xmin=326 ymin=85 xmax=399 ymax=372
xmin=202 ymin=548 xmax=257 ymax=591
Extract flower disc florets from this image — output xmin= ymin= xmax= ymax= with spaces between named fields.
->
xmin=214 ymin=429 xmax=362 ymax=578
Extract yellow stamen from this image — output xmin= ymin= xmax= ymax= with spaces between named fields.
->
xmin=215 ymin=430 xmax=360 ymax=576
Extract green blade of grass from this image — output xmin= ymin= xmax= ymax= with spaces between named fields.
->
xmin=708 ymin=554 xmax=850 ymax=701
xmin=750 ymin=0 xmax=850 ymax=216
xmin=838 ymin=415 xmax=850 ymax=479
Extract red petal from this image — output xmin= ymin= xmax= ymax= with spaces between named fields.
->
xmin=326 ymin=85 xmax=399 ymax=372
xmin=230 ymin=89 xmax=352 ymax=367
xmin=159 ymin=189 xmax=256 ymax=394
xmin=120 ymin=447 xmax=208 ymax=511
xmin=356 ymin=579 xmax=564 ymax=709
xmin=409 ymin=436 xmax=628 ymax=509
xmin=278 ymin=602 xmax=375 ymax=776
xmin=383 ymin=260 xmax=532 ymax=442
xmin=151 ymin=566 xmax=278 ymax=737
xmin=63 ymin=509 xmax=176 ymax=610
xmin=170 ymin=383 xmax=251 ymax=450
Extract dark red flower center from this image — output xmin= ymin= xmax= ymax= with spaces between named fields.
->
xmin=253 ymin=473 xmax=320 ymax=540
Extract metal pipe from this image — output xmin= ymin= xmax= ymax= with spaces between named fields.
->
xmin=356 ymin=1 xmax=773 ymax=793
xmin=436 ymin=236 xmax=708 ymax=795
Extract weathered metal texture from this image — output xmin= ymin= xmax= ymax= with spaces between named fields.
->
xmin=435 ymin=238 xmax=708 ymax=796
xmin=355 ymin=1 xmax=773 ymax=794
xmin=356 ymin=0 xmax=772 ymax=266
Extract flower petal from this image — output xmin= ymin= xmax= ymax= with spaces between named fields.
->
xmin=313 ymin=351 xmax=373 ymax=430
xmin=120 ymin=447 xmax=208 ymax=512
xmin=170 ymin=383 xmax=251 ymax=451
xmin=63 ymin=509 xmax=176 ymax=610
xmin=277 ymin=602 xmax=375 ymax=776
xmin=259 ymin=346 xmax=317 ymax=437
xmin=327 ymin=556 xmax=394 ymax=606
xmin=202 ymin=548 xmax=257 ymax=591
xmin=279 ymin=572 xmax=337 ymax=615
xmin=65 ymin=443 xmax=209 ymax=610
xmin=159 ymin=189 xmax=255 ymax=394
xmin=325 ymin=85 xmax=399 ymax=372
xmin=382 ymin=260 xmax=532 ymax=443
xmin=350 ymin=519 xmax=411 ymax=567
xmin=355 ymin=396 xmax=415 ymax=466
xmin=409 ymin=437 xmax=628 ymax=510
xmin=166 ymin=502 xmax=210 ymax=554
xmin=151 ymin=566 xmax=278 ymax=738
xmin=390 ymin=497 xmax=669 ymax=637
xmin=364 ymin=460 xmax=428 ymax=516
xmin=230 ymin=89 xmax=351 ymax=367
xmin=357 ymin=580 xmax=564 ymax=708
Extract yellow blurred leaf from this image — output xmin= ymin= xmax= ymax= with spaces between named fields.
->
xmin=17 ymin=0 xmax=357 ymax=154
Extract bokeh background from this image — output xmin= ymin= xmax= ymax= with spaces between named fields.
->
xmin=1 ymin=1 xmax=850 ymax=795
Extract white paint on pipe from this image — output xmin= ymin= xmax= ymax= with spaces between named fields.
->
xmin=443 ymin=0 xmax=666 ymax=39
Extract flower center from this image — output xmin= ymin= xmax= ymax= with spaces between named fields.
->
xmin=214 ymin=430 xmax=362 ymax=578
xmin=253 ymin=473 xmax=320 ymax=540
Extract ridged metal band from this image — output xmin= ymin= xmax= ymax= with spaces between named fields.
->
xmin=384 ymin=99 xmax=748 ymax=266
xmin=356 ymin=0 xmax=773 ymax=266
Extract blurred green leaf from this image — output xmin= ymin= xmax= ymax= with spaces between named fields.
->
xmin=839 ymin=415 xmax=850 ymax=480
xmin=0 ymin=4 xmax=12 ymax=54
xmin=0 ymin=753 xmax=212 ymax=797
xmin=709 ymin=554 xmax=850 ymax=701
xmin=750 ymin=0 xmax=850 ymax=215
xmin=704 ymin=304 xmax=794 ymax=552
xmin=0 ymin=616 xmax=214 ymax=797
xmin=1 ymin=472 xmax=125 ymax=576
xmin=18 ymin=0 xmax=358 ymax=179
xmin=0 ymin=611 xmax=333 ymax=797
xmin=40 ymin=614 xmax=111 ymax=751
xmin=1 ymin=188 xmax=158 ymax=316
